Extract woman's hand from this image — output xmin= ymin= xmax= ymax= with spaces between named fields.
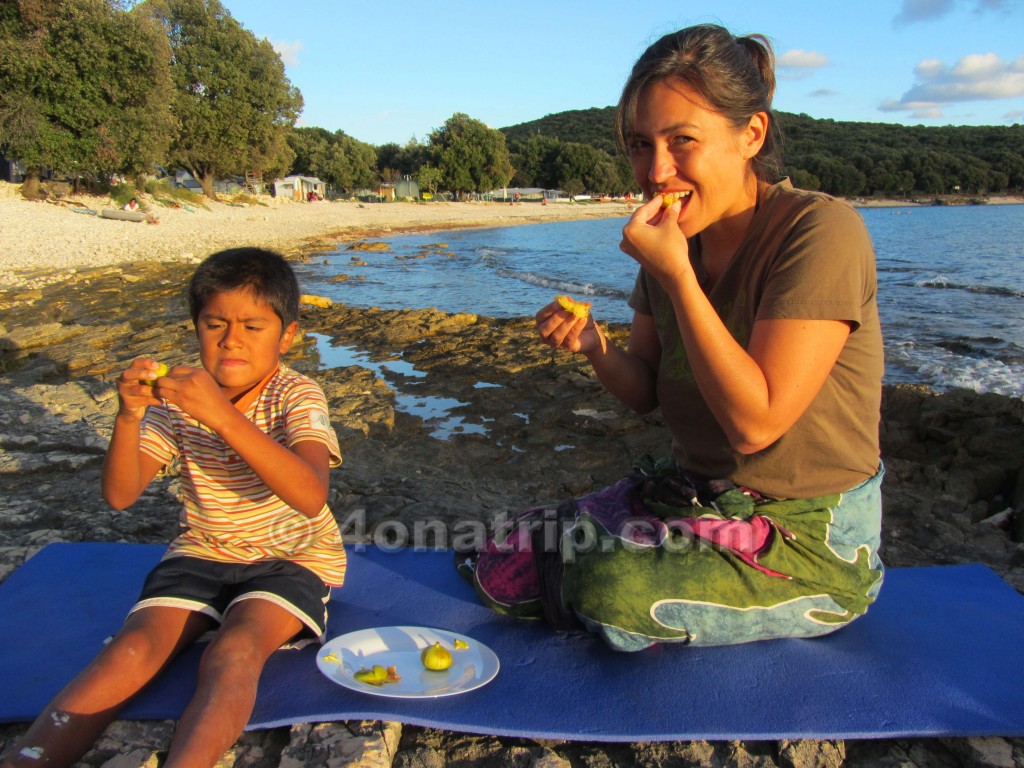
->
xmin=619 ymin=196 xmax=692 ymax=289
xmin=535 ymin=300 xmax=607 ymax=355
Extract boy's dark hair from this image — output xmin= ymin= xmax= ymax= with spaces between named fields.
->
xmin=188 ymin=248 xmax=300 ymax=330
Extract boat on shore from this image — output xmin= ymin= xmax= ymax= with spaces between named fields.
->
xmin=100 ymin=208 xmax=148 ymax=223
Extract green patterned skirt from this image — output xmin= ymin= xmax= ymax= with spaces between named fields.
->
xmin=467 ymin=457 xmax=885 ymax=652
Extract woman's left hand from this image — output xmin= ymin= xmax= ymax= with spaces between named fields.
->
xmin=620 ymin=196 xmax=691 ymax=288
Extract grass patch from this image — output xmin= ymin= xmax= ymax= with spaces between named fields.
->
xmin=145 ymin=178 xmax=208 ymax=210
xmin=228 ymin=192 xmax=265 ymax=206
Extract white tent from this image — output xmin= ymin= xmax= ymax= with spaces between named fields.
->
xmin=273 ymin=175 xmax=325 ymax=201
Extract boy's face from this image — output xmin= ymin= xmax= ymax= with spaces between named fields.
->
xmin=195 ymin=288 xmax=297 ymax=401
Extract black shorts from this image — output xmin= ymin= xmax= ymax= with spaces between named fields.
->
xmin=131 ymin=556 xmax=331 ymax=641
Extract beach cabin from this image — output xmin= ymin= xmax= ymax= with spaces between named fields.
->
xmin=394 ymin=178 xmax=420 ymax=200
xmin=0 ymin=153 xmax=24 ymax=184
xmin=273 ymin=175 xmax=326 ymax=202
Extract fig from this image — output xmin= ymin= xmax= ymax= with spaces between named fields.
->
xmin=141 ymin=362 xmax=170 ymax=386
xmin=352 ymin=663 xmax=400 ymax=685
xmin=555 ymin=295 xmax=592 ymax=319
xmin=353 ymin=664 xmax=388 ymax=685
xmin=420 ymin=641 xmax=453 ymax=671
xmin=453 ymin=638 xmax=469 ymax=650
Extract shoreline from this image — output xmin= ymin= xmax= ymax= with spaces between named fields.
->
xmin=0 ymin=181 xmax=635 ymax=289
xmin=3 ymin=181 xmax=1021 ymax=291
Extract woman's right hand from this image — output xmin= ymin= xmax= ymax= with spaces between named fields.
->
xmin=535 ymin=300 xmax=606 ymax=355
xmin=620 ymin=196 xmax=692 ymax=292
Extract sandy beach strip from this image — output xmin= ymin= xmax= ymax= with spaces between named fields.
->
xmin=0 ymin=182 xmax=634 ymax=289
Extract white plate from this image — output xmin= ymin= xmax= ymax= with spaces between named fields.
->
xmin=316 ymin=626 xmax=499 ymax=698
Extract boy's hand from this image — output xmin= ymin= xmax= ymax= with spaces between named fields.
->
xmin=115 ymin=358 xmax=168 ymax=419
xmin=151 ymin=365 xmax=234 ymax=431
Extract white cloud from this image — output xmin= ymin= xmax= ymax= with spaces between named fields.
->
xmin=271 ymin=39 xmax=303 ymax=68
xmin=777 ymin=49 xmax=829 ymax=80
xmin=881 ymin=52 xmax=1024 ymax=118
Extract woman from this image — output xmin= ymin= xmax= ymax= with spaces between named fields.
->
xmin=469 ymin=24 xmax=884 ymax=652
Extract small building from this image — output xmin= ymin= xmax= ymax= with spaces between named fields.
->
xmin=273 ymin=175 xmax=325 ymax=201
xmin=394 ymin=178 xmax=420 ymax=200
xmin=372 ymin=177 xmax=421 ymax=201
xmin=0 ymin=153 xmax=24 ymax=184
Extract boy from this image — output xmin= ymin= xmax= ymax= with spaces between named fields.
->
xmin=2 ymin=248 xmax=344 ymax=768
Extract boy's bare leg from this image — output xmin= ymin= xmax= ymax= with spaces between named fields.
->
xmin=163 ymin=599 xmax=303 ymax=768
xmin=0 ymin=607 xmax=212 ymax=768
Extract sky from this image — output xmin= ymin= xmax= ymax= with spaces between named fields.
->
xmin=224 ymin=0 xmax=1024 ymax=146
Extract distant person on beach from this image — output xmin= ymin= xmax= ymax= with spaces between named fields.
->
xmin=124 ymin=197 xmax=139 ymax=211
xmin=466 ymin=24 xmax=884 ymax=651
xmin=1 ymin=249 xmax=345 ymax=768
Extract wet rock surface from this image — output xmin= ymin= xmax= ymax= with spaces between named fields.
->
xmin=1 ymin=260 xmax=1022 ymax=767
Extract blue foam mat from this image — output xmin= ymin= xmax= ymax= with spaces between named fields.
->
xmin=2 ymin=542 xmax=1023 ymax=741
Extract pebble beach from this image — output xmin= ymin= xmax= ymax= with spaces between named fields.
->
xmin=1 ymin=182 xmax=1023 ymax=768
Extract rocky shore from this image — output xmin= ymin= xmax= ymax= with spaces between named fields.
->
xmin=1 ymin=189 xmax=1023 ymax=767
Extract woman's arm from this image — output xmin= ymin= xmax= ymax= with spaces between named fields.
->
xmin=621 ymin=198 xmax=852 ymax=453
xmin=583 ymin=311 xmax=663 ymax=414
xmin=536 ymin=302 xmax=662 ymax=414
xmin=665 ymin=273 xmax=850 ymax=452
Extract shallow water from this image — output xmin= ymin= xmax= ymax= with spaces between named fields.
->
xmin=294 ymin=204 xmax=1024 ymax=398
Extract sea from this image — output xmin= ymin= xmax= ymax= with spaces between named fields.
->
xmin=293 ymin=203 xmax=1024 ymax=400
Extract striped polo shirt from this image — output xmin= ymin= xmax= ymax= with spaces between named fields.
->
xmin=140 ymin=364 xmax=346 ymax=586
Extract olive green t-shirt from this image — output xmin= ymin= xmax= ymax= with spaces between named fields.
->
xmin=629 ymin=180 xmax=883 ymax=499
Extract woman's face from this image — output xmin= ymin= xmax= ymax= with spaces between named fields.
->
xmin=627 ymin=78 xmax=766 ymax=239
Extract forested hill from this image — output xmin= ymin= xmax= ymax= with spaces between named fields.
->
xmin=503 ymin=107 xmax=622 ymax=155
xmin=501 ymin=107 xmax=1024 ymax=197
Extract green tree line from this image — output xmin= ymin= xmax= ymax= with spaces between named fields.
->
xmin=3 ymin=1 xmax=1021 ymax=202
xmin=0 ymin=0 xmax=304 ymax=199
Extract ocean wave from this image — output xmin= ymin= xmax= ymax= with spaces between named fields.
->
xmin=494 ymin=267 xmax=630 ymax=299
xmin=913 ymin=275 xmax=1024 ymax=298
xmin=885 ymin=342 xmax=1024 ymax=399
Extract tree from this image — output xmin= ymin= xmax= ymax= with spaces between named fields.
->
xmin=554 ymin=141 xmax=614 ymax=195
xmin=508 ymin=133 xmax=561 ymax=188
xmin=332 ymin=132 xmax=377 ymax=191
xmin=376 ymin=136 xmax=428 ymax=179
xmin=417 ymin=163 xmax=443 ymax=198
xmin=288 ymin=127 xmax=376 ymax=194
xmin=0 ymin=0 xmax=174 ymax=196
xmin=139 ymin=0 xmax=301 ymax=198
xmin=288 ymin=126 xmax=332 ymax=178
xmin=429 ymin=113 xmax=513 ymax=197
